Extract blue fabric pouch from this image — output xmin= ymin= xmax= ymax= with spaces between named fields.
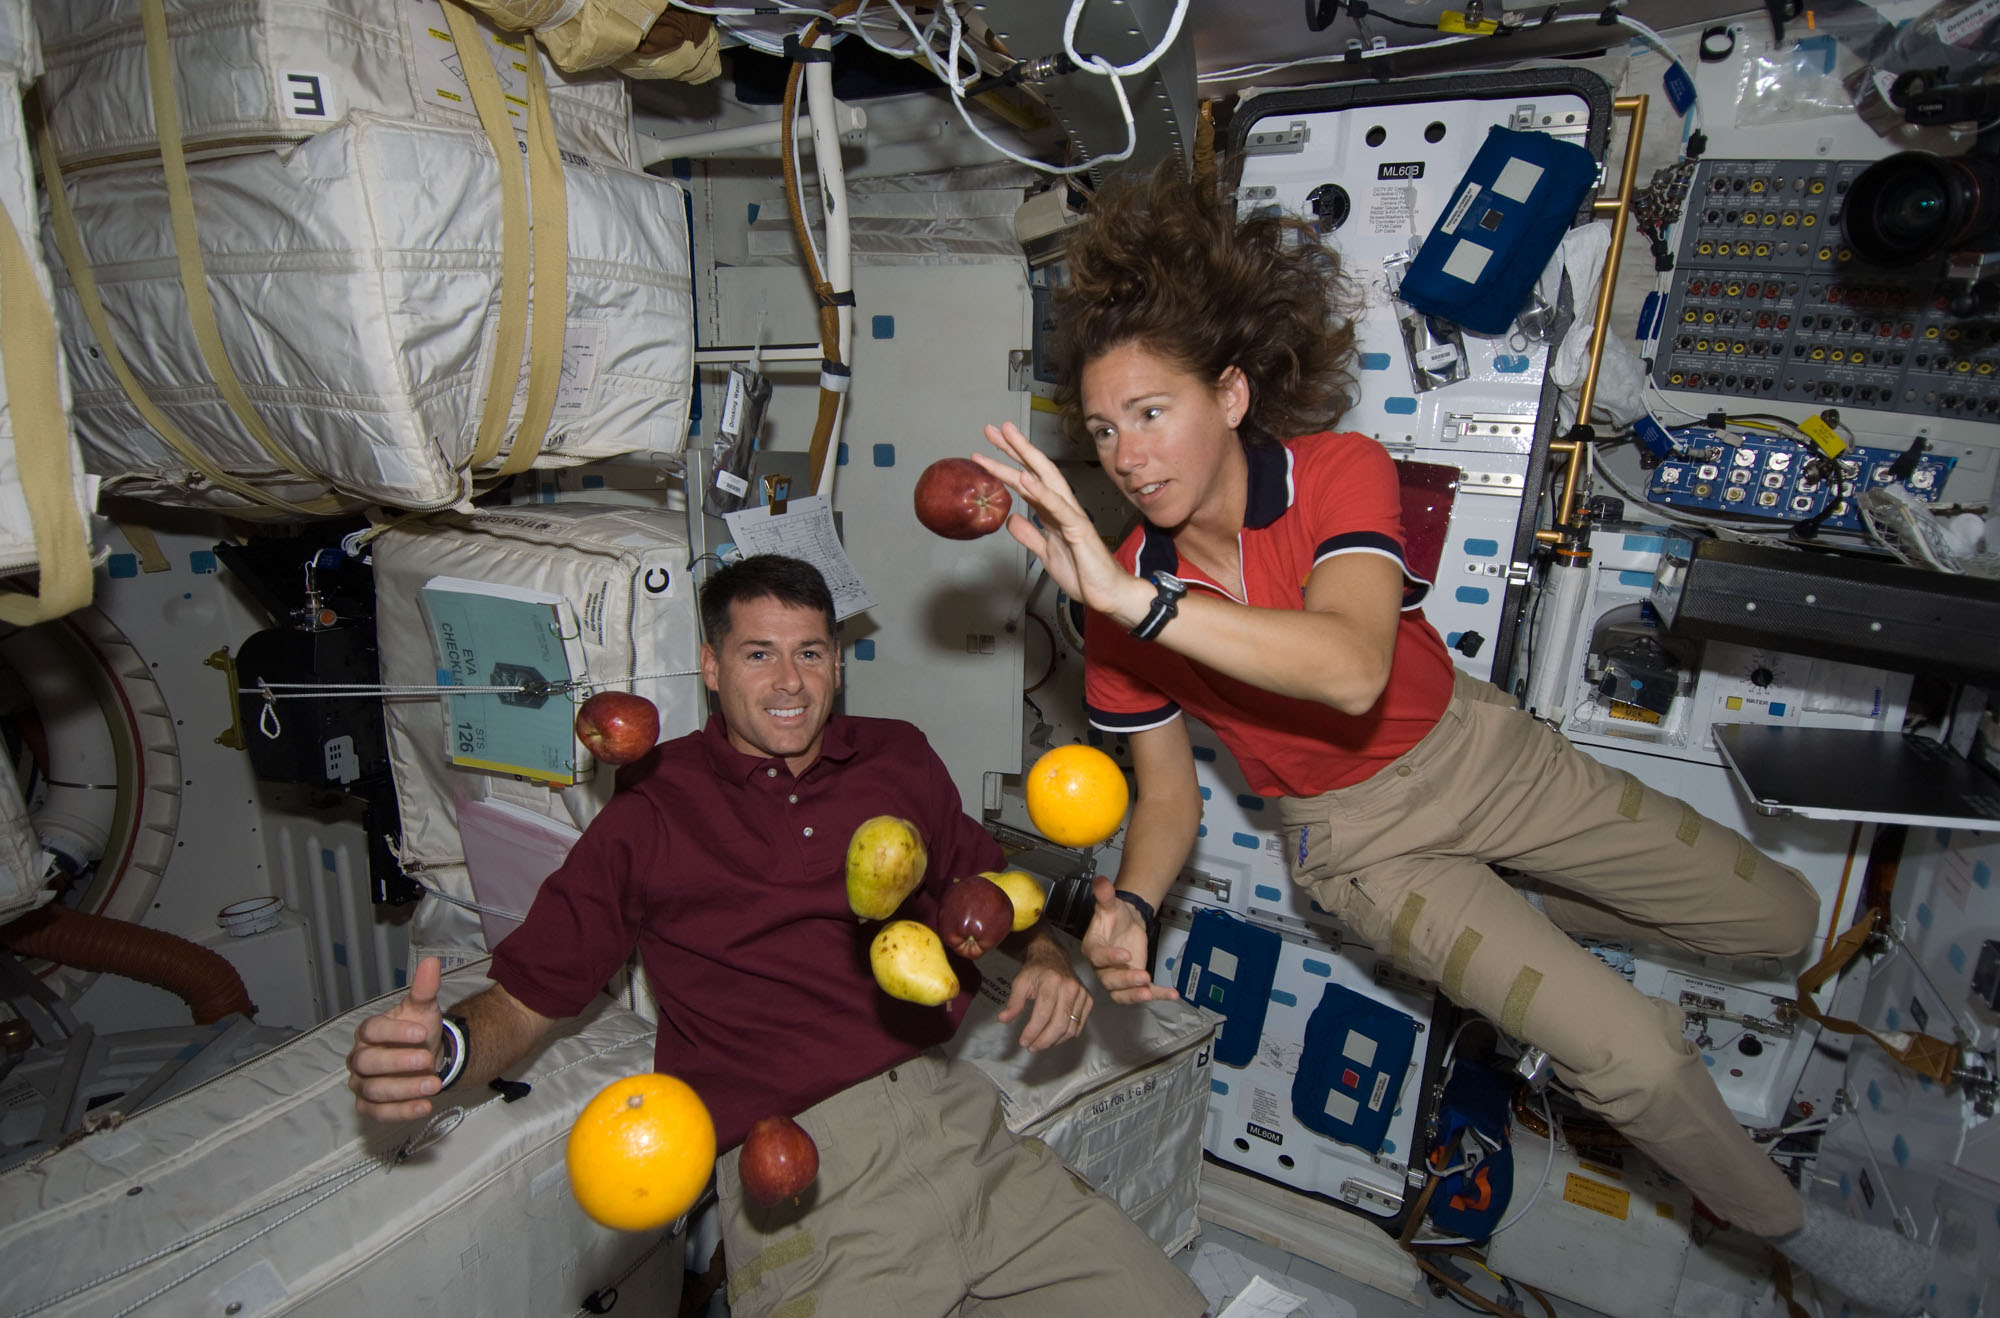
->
xmin=1397 ymin=125 xmax=1597 ymax=335
xmin=1290 ymin=982 xmax=1417 ymax=1154
xmin=1174 ymin=909 xmax=1280 ymax=1068
xmin=1425 ymin=1059 xmax=1517 ymax=1241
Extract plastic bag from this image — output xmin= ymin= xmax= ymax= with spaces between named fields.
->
xmin=1847 ymin=0 xmax=2000 ymax=133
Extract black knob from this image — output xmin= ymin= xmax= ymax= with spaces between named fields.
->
xmin=1454 ymin=630 xmax=1486 ymax=658
xmin=1737 ymin=1035 xmax=1764 ymax=1057
xmin=1749 ymin=667 xmax=1775 ymax=688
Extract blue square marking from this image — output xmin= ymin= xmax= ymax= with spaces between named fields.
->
xmin=853 ymin=639 xmax=875 ymax=660
xmin=189 ymin=550 xmax=218 ymax=574
xmin=1236 ymin=794 xmax=1265 ymax=812
xmin=1231 ymin=832 xmax=1258 ymax=850
xmin=872 ymin=443 xmax=896 ymax=467
xmin=107 ymin=553 xmax=139 ymax=579
xmin=871 ymin=315 xmax=895 ymax=339
xmin=837 ymin=442 xmax=849 ymax=466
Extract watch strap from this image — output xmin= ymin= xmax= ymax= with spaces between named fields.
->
xmin=436 ymin=1013 xmax=470 ymax=1089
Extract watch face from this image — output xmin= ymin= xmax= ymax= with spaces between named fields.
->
xmin=1152 ymin=571 xmax=1186 ymax=595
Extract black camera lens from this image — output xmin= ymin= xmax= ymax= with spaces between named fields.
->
xmin=1842 ymin=151 xmax=2000 ymax=265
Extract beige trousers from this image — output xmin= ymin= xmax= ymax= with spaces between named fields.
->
xmin=1277 ymin=670 xmax=1818 ymax=1237
xmin=717 ymin=1050 xmax=1209 ymax=1318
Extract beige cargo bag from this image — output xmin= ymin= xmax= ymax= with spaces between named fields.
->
xmin=41 ymin=111 xmax=693 ymax=512
xmin=946 ymin=949 xmax=1218 ymax=1254
xmin=34 ymin=0 xmax=635 ymax=169
xmin=370 ymin=503 xmax=705 ymax=955
xmin=0 ymin=964 xmax=685 ymax=1317
xmin=0 ymin=0 xmax=94 ymax=620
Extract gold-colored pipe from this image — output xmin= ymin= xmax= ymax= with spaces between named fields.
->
xmin=1536 ymin=93 xmax=1648 ymax=547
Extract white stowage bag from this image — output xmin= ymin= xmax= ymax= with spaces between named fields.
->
xmin=371 ymin=503 xmax=705 ymax=954
xmin=33 ymin=0 xmax=635 ymax=168
xmin=945 ymin=953 xmax=1217 ymax=1255
xmin=0 ymin=965 xmax=685 ymax=1317
xmin=0 ymin=0 xmax=95 ymax=610
xmin=45 ymin=112 xmax=693 ymax=512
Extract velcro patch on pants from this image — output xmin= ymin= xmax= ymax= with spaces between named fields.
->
xmin=1501 ymin=966 xmax=1543 ymax=1037
xmin=1617 ymin=773 xmax=1644 ymax=821
xmin=772 ymin=1298 xmax=817 ymax=1318
xmin=1675 ymin=803 xmax=1702 ymax=847
xmin=1442 ymin=928 xmax=1484 ymax=1000
xmin=730 ymin=1231 xmax=815 ymax=1302
xmin=1735 ymin=836 xmax=1760 ymax=880
xmin=1391 ymin=892 xmax=1428 ymax=968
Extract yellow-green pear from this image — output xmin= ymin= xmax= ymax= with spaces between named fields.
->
xmin=983 ymin=870 xmax=1046 ymax=932
xmin=869 ymin=920 xmax=960 ymax=1006
xmin=846 ymin=816 xmax=928 ymax=920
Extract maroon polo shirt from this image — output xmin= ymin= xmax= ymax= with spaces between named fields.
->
xmin=489 ymin=712 xmax=1003 ymax=1151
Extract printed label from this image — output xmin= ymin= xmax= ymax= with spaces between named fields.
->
xmin=1441 ymin=183 xmax=1482 ymax=235
xmin=1246 ymin=1122 xmax=1284 ymax=1145
xmin=1368 ymin=1071 xmax=1392 ymax=1111
xmin=1378 ymin=161 xmax=1425 ymax=180
xmin=715 ymin=469 xmax=750 ymax=497
xmin=1366 ymin=186 xmax=1415 ymax=236
xmin=1562 ymin=1172 xmax=1631 ymax=1220
xmin=721 ymin=371 xmax=746 ymax=436
xmin=278 ymin=70 xmax=335 ymax=120
xmin=1937 ymin=0 xmax=2000 ymax=47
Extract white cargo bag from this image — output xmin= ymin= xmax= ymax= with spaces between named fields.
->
xmin=0 ymin=6 xmax=95 ymax=619
xmin=45 ymin=112 xmax=693 ymax=512
xmin=34 ymin=0 xmax=635 ymax=169
xmin=0 ymin=964 xmax=685 ymax=1317
xmin=946 ymin=950 xmax=1218 ymax=1254
xmin=373 ymin=504 xmax=704 ymax=909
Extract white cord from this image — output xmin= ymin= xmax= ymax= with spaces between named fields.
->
xmin=1062 ymin=0 xmax=1192 ymax=78
xmin=880 ymin=0 xmax=1137 ymax=175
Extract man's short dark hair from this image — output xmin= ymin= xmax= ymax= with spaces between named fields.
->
xmin=699 ymin=555 xmax=837 ymax=645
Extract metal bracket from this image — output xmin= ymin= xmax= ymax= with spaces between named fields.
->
xmin=1242 ymin=121 xmax=1309 ymax=156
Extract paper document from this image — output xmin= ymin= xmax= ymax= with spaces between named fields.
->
xmin=722 ymin=496 xmax=876 ymax=620
xmin=420 ymin=576 xmax=586 ymax=784
xmin=1217 ymin=1275 xmax=1308 ymax=1318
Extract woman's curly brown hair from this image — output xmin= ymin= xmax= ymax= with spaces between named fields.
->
xmin=1050 ymin=161 xmax=1358 ymax=447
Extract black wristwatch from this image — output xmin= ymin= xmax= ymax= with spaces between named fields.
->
xmin=1114 ymin=890 xmax=1163 ymax=975
xmin=1129 ymin=570 xmax=1188 ymax=642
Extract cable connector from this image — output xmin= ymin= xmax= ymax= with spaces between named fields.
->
xmin=1686 ymin=130 xmax=1708 ymax=159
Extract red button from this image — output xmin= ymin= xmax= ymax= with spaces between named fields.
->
xmin=1341 ymin=1068 xmax=1361 ymax=1089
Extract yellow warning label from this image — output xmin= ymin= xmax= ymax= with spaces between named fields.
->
xmin=1656 ymin=1202 xmax=1676 ymax=1220
xmin=1563 ymin=1173 xmax=1631 ymax=1220
xmin=1799 ymin=414 xmax=1848 ymax=458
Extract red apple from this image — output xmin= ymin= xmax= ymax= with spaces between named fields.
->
xmin=738 ymin=1114 xmax=819 ymax=1205
xmin=914 ymin=458 xmax=1012 ymax=540
xmin=935 ymin=873 xmax=1014 ymax=960
xmin=574 ymin=691 xmax=659 ymax=766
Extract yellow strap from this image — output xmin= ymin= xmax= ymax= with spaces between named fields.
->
xmin=138 ymin=0 xmax=331 ymax=490
xmin=442 ymin=0 xmax=533 ymax=473
xmin=1793 ymin=908 xmax=1958 ymax=1085
xmin=499 ymin=27 xmax=568 ymax=478
xmin=34 ymin=106 xmax=344 ymax=519
xmin=0 ymin=202 xmax=93 ymax=625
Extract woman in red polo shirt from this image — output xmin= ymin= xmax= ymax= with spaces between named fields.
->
xmin=971 ymin=164 xmax=1929 ymax=1314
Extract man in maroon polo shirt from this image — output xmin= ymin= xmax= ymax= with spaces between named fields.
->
xmin=345 ymin=555 xmax=1208 ymax=1318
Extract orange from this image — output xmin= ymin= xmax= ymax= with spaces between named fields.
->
xmin=566 ymin=1073 xmax=716 ymax=1232
xmin=1024 ymin=744 xmax=1130 ymax=848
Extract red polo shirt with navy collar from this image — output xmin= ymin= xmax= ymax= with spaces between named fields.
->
xmin=1084 ymin=431 xmax=1456 ymax=797
xmin=489 ymin=712 xmax=1002 ymax=1151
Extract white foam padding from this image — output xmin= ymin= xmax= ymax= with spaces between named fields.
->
xmin=372 ymin=503 xmax=705 ymax=885
xmin=34 ymin=0 xmax=635 ymax=169
xmin=945 ymin=950 xmax=1218 ymax=1255
xmin=0 ymin=963 xmax=684 ymax=1317
xmin=44 ymin=111 xmax=693 ymax=512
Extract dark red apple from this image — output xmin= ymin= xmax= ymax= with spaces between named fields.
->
xmin=574 ymin=691 xmax=659 ymax=766
xmin=739 ymin=1115 xmax=819 ymax=1205
xmin=935 ymin=873 xmax=1014 ymax=960
xmin=914 ymin=458 xmax=1012 ymax=540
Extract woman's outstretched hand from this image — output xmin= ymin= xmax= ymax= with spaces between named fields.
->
xmin=973 ymin=422 xmax=1146 ymax=625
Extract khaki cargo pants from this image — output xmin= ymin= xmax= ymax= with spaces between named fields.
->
xmin=716 ymin=1050 xmax=1209 ymax=1318
xmin=1278 ymin=669 xmax=1819 ymax=1237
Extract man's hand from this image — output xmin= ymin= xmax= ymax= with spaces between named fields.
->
xmin=996 ymin=932 xmax=1092 ymax=1052
xmin=1082 ymin=876 xmax=1179 ymax=1005
xmin=346 ymin=956 xmax=448 ymax=1122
